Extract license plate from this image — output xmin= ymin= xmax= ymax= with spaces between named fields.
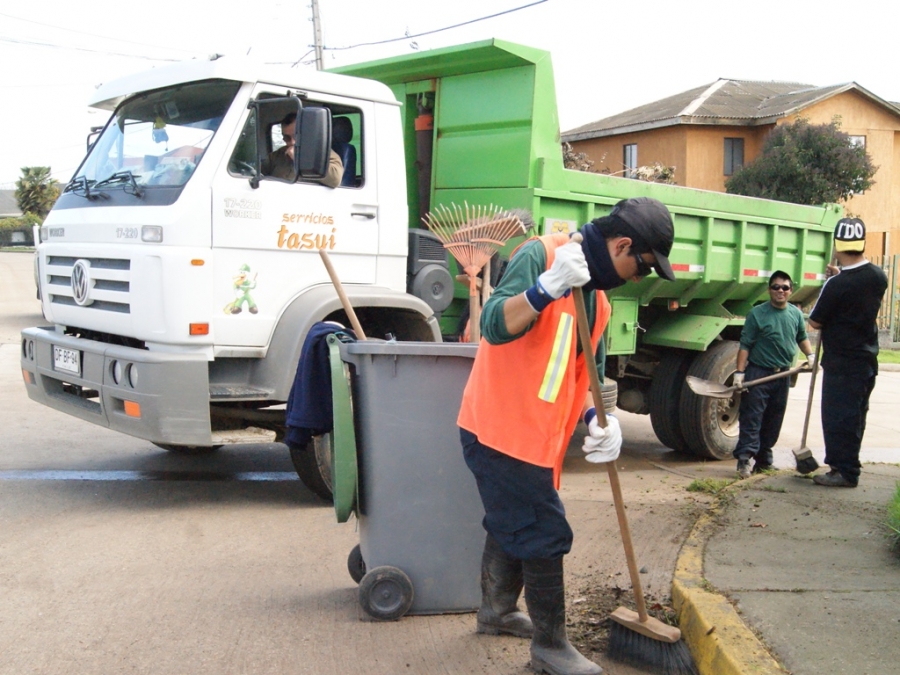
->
xmin=53 ymin=346 xmax=81 ymax=375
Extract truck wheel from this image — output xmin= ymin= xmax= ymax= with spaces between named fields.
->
xmin=288 ymin=434 xmax=334 ymax=503
xmin=648 ymin=351 xmax=693 ymax=453
xmin=152 ymin=443 xmax=222 ymax=455
xmin=679 ymin=340 xmax=740 ymax=460
xmin=358 ymin=566 xmax=415 ymax=621
xmin=348 ymin=544 xmax=366 ymax=584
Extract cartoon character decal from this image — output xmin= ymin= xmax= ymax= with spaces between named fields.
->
xmin=224 ymin=263 xmax=258 ymax=315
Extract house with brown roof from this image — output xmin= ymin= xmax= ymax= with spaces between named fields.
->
xmin=562 ymin=80 xmax=900 ymax=256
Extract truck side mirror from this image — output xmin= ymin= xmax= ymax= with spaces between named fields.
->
xmin=297 ymin=107 xmax=331 ymax=180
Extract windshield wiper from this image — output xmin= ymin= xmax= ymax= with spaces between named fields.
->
xmin=63 ymin=176 xmax=108 ymax=200
xmin=93 ymin=170 xmax=144 ymax=198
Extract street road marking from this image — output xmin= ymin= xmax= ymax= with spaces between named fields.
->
xmin=0 ymin=470 xmax=299 ymax=482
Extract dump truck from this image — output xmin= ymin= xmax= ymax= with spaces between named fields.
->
xmin=20 ymin=39 xmax=841 ymax=498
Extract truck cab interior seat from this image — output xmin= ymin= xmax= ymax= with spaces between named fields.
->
xmin=332 ymin=116 xmax=357 ymax=187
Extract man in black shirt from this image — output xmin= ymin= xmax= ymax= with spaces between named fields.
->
xmin=808 ymin=218 xmax=888 ymax=487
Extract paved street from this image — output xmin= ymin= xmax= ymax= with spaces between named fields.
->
xmin=2 ymin=250 xmax=897 ymax=675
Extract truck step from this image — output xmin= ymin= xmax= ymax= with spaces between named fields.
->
xmin=209 ymin=385 xmax=271 ymax=399
xmin=210 ymin=426 xmax=276 ymax=446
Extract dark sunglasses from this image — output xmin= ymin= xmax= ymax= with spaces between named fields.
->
xmin=770 ymin=284 xmax=792 ymax=291
xmin=630 ymin=250 xmax=653 ymax=278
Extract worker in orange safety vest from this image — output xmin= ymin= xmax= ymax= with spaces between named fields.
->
xmin=458 ymin=197 xmax=676 ymax=675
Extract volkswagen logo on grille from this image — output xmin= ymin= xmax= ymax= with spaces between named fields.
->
xmin=71 ymin=259 xmax=94 ymax=306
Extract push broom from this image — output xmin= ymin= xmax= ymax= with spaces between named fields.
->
xmin=422 ymin=202 xmax=526 ymax=342
xmin=793 ymin=252 xmax=835 ymax=475
xmin=571 ymin=235 xmax=697 ymax=674
xmin=792 ymin=332 xmax=822 ymax=474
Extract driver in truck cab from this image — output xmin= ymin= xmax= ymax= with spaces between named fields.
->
xmin=261 ymin=113 xmax=343 ymax=188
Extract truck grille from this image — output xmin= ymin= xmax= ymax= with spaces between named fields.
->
xmin=46 ymin=256 xmax=131 ymax=314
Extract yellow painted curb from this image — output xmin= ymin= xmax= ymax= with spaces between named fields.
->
xmin=672 ymin=482 xmax=787 ymax=675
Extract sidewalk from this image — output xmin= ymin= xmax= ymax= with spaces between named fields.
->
xmin=673 ymin=369 xmax=900 ymax=675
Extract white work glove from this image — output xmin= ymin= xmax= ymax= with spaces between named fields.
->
xmin=733 ymin=372 xmax=745 ymax=388
xmin=805 ymin=353 xmax=816 ymax=370
xmin=537 ymin=241 xmax=590 ymax=300
xmin=582 ymin=409 xmax=622 ymax=463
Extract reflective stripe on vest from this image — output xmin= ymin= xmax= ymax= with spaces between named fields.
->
xmin=539 ymin=311 xmax=575 ymax=403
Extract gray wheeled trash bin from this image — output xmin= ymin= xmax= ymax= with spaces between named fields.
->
xmin=337 ymin=340 xmax=484 ymax=620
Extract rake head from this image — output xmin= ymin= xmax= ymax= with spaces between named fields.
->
xmin=422 ymin=202 xmax=527 ymax=290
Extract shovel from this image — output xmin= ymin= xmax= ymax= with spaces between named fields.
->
xmin=686 ymin=363 xmax=808 ymax=399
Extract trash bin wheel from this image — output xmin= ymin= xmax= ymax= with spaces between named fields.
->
xmin=348 ymin=544 xmax=366 ymax=585
xmin=358 ymin=566 xmax=414 ymax=621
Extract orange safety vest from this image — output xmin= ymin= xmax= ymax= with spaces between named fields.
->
xmin=457 ymin=233 xmax=612 ymax=487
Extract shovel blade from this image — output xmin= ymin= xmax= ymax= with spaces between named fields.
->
xmin=685 ymin=375 xmax=737 ymax=398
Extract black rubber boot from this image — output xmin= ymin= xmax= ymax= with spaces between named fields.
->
xmin=523 ymin=557 xmax=602 ymax=675
xmin=476 ymin=535 xmax=533 ymax=638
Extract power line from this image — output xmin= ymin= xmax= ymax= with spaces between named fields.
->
xmin=0 ymin=10 xmax=199 ymax=55
xmin=0 ymin=35 xmax=184 ymax=61
xmin=320 ymin=0 xmax=548 ymax=51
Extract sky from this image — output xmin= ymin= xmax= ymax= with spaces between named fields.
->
xmin=1 ymin=0 xmax=897 ymax=188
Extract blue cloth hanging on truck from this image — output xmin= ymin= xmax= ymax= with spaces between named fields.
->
xmin=284 ymin=321 xmax=356 ymax=449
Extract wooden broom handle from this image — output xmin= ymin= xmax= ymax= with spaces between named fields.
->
xmin=319 ymin=248 xmax=367 ymax=341
xmin=571 ymin=239 xmax=649 ymax=623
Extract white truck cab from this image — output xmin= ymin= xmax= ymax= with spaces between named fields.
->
xmin=21 ymin=55 xmax=448 ymax=480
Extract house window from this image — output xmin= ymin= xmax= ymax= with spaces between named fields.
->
xmin=623 ymin=144 xmax=637 ymax=178
xmin=724 ymin=138 xmax=744 ymax=176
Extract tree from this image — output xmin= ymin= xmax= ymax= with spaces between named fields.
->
xmin=725 ymin=117 xmax=876 ymax=205
xmin=15 ymin=166 xmax=60 ymax=219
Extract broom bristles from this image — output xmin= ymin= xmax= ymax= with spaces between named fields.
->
xmin=608 ymin=621 xmax=699 ymax=675
xmin=793 ymin=447 xmax=820 ymax=474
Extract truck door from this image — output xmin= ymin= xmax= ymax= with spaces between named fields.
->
xmin=210 ymin=86 xmax=378 ymax=347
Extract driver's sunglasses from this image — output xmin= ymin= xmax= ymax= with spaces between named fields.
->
xmin=770 ymin=284 xmax=792 ymax=291
xmin=630 ymin=249 xmax=653 ymax=278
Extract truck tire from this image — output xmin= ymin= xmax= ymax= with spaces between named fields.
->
xmin=648 ymin=351 xmax=694 ymax=453
xmin=289 ymin=434 xmax=334 ymax=502
xmin=152 ymin=443 xmax=222 ymax=455
xmin=679 ymin=340 xmax=740 ymax=460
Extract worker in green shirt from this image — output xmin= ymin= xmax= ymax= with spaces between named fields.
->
xmin=733 ymin=271 xmax=814 ymax=478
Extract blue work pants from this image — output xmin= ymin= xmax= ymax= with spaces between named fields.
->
xmin=733 ymin=363 xmax=790 ymax=466
xmin=460 ymin=428 xmax=573 ymax=561
xmin=821 ymin=365 xmax=876 ymax=485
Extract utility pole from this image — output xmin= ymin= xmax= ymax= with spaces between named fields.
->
xmin=310 ymin=0 xmax=324 ymax=70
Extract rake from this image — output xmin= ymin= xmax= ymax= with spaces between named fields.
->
xmin=422 ymin=203 xmax=526 ymax=342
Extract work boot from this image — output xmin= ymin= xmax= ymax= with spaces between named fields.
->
xmin=813 ymin=469 xmax=857 ymax=488
xmin=476 ymin=535 xmax=533 ymax=638
xmin=737 ymin=459 xmax=752 ymax=479
xmin=523 ymin=557 xmax=602 ymax=675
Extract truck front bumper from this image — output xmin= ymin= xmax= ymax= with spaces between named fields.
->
xmin=20 ymin=326 xmax=213 ymax=445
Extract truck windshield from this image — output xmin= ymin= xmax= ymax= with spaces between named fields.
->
xmin=71 ymin=79 xmax=240 ymax=194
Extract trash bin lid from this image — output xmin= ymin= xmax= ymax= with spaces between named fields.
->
xmin=328 ymin=335 xmax=358 ymax=523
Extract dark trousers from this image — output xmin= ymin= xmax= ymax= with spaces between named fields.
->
xmin=821 ymin=365 xmax=876 ymax=484
xmin=460 ymin=428 xmax=573 ymax=561
xmin=734 ymin=363 xmax=790 ymax=466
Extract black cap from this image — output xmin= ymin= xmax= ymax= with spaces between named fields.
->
xmin=609 ymin=197 xmax=675 ymax=280
xmin=834 ymin=217 xmax=866 ymax=252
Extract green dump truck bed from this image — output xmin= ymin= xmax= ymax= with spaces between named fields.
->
xmin=335 ymin=39 xmax=841 ymax=461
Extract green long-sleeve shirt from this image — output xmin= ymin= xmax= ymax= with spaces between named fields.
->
xmin=479 ymin=239 xmax=606 ymax=375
